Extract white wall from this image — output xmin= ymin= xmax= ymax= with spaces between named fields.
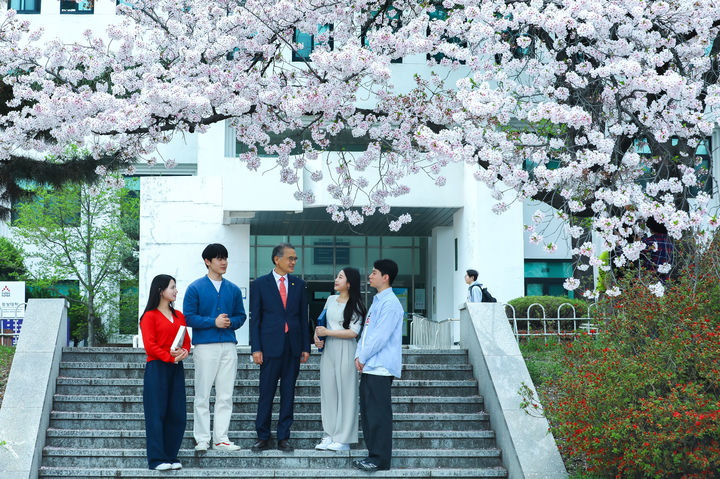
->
xmin=522 ymin=200 xmax=572 ymax=260
xmin=139 ymin=175 xmax=251 ymax=345
xmin=302 ymin=153 xmax=465 ymax=209
xmin=13 ymin=0 xmax=120 ymax=42
xmin=453 ymin=164 xmax=525 ymax=309
xmin=430 ymin=226 xmax=455 ymax=322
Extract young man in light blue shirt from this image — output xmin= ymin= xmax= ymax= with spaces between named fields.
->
xmin=353 ymin=259 xmax=404 ymax=472
xmin=465 ymin=269 xmax=484 ymax=302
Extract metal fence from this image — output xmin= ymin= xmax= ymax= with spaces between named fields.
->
xmin=409 ymin=313 xmax=456 ymax=349
xmin=505 ymin=302 xmax=599 ymax=343
xmin=0 ymin=302 xmax=26 ymax=347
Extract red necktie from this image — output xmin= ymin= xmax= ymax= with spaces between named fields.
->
xmin=279 ymin=277 xmax=288 ymax=333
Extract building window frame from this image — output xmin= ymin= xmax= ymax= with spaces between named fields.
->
xmin=60 ymin=0 xmax=94 ymax=14
xmin=7 ymin=0 xmax=40 ymax=13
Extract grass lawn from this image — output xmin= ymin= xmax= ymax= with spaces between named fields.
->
xmin=0 ymin=345 xmax=16 ymax=408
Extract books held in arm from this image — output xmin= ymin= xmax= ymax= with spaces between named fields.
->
xmin=316 ymin=310 xmax=326 ymax=353
xmin=171 ymin=325 xmax=186 ymax=352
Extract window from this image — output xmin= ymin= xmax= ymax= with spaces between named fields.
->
xmin=235 ymin=127 xmax=372 ymax=157
xmin=119 ymin=280 xmax=139 ymax=334
xmin=427 ymin=2 xmax=466 ymax=64
xmin=7 ymin=0 xmax=40 ymax=13
xmin=61 ymin=0 xmax=93 ymax=14
xmin=362 ymin=5 xmax=402 ymax=64
xmin=636 ymin=137 xmax=712 ymax=197
xmin=292 ymin=25 xmax=333 ymax=62
xmin=494 ymin=13 xmax=536 ymax=64
xmin=524 ymin=260 xmax=573 ymax=298
xmin=11 ymin=185 xmax=81 ymax=227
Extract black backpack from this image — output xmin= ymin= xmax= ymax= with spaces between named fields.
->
xmin=471 ymin=284 xmax=497 ymax=303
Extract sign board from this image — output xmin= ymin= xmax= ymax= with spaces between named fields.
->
xmin=0 ymin=281 xmax=25 ymax=319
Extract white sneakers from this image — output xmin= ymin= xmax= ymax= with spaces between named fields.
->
xmin=194 ymin=441 xmax=209 ymax=451
xmin=196 ymin=440 xmax=241 ymax=451
xmin=316 ymin=437 xmax=350 ymax=451
xmin=327 ymin=442 xmax=350 ymax=451
xmin=214 ymin=441 xmax=241 ymax=451
xmin=315 ymin=436 xmax=333 ymax=450
xmin=153 ymin=462 xmax=181 ymax=471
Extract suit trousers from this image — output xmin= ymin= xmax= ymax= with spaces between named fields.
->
xmin=359 ymin=373 xmax=394 ymax=469
xmin=255 ymin=336 xmax=301 ymax=441
xmin=192 ymin=342 xmax=238 ymax=444
xmin=143 ymin=360 xmax=186 ymax=469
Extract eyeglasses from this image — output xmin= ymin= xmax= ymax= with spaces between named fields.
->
xmin=286 ymin=256 xmax=299 ymax=262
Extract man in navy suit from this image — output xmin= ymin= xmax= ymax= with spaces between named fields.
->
xmin=250 ymin=243 xmax=310 ymax=452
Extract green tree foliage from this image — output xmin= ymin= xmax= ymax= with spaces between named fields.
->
xmin=0 ymin=237 xmax=26 ymax=280
xmin=12 ymin=178 xmax=133 ymax=346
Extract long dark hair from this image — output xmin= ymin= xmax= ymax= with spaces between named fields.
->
xmin=341 ymin=267 xmax=367 ymax=329
xmin=139 ymin=274 xmax=178 ymax=323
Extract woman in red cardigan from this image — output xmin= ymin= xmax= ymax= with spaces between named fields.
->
xmin=140 ymin=274 xmax=191 ymax=471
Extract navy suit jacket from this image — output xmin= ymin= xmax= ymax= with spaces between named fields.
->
xmin=250 ymin=272 xmax=310 ymax=358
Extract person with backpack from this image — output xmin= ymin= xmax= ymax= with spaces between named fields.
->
xmin=465 ymin=269 xmax=484 ymax=302
xmin=465 ymin=269 xmax=497 ymax=303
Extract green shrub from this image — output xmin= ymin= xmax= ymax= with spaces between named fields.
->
xmin=506 ymin=295 xmax=591 ymax=319
xmin=542 ymin=235 xmax=720 ymax=478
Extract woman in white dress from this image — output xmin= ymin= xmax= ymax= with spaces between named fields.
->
xmin=313 ymin=267 xmax=367 ymax=451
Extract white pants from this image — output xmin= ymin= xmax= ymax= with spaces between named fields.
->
xmin=193 ymin=342 xmax=238 ymax=444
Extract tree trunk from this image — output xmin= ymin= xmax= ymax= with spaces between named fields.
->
xmin=87 ymin=294 xmax=95 ymax=347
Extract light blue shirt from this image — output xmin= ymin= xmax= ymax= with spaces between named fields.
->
xmin=467 ymin=280 xmax=484 ymax=303
xmin=355 ymin=288 xmax=404 ymax=378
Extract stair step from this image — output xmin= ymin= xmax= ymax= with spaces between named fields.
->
xmin=39 ymin=466 xmax=508 ymax=478
xmin=51 ymin=394 xmax=483 ymax=414
xmin=49 ymin=411 xmax=491 ymax=432
xmin=41 ymin=347 xmax=507 ymax=477
xmin=58 ymin=362 xmax=473 ymax=380
xmin=60 ymin=347 xmax=470 ymax=365
xmin=42 ymin=447 xmax=504 ymax=468
xmin=45 ymin=429 xmax=498 ymax=450
xmin=53 ymin=378 xmax=479 ymax=397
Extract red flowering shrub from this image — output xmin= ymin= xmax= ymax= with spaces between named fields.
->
xmin=543 ymin=237 xmax=720 ymax=478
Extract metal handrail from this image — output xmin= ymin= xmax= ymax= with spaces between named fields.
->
xmin=409 ymin=313 xmax=453 ymax=349
xmin=505 ymin=301 xmax=598 ymax=343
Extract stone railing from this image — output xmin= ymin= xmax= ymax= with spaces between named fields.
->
xmin=460 ymin=302 xmax=567 ymax=479
xmin=0 ymin=299 xmax=68 ymax=479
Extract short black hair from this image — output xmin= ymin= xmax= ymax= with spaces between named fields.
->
xmin=272 ymin=243 xmax=295 ymax=266
xmin=466 ymin=269 xmax=478 ymax=281
xmin=202 ymin=243 xmax=228 ymax=266
xmin=373 ymin=259 xmax=398 ymax=285
xmin=645 ymin=217 xmax=668 ymax=235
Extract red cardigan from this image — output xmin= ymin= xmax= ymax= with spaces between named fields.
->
xmin=140 ymin=309 xmax=191 ymax=363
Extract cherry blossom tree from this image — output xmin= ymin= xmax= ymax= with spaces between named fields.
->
xmin=0 ymin=0 xmax=719 ymax=294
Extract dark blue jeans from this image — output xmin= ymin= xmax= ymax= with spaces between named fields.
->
xmin=143 ymin=360 xmax=186 ymax=469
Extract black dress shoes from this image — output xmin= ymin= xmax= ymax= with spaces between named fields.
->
xmin=352 ymin=459 xmax=388 ymax=472
xmin=250 ymin=439 xmax=270 ymax=452
xmin=277 ymin=439 xmax=294 ymax=452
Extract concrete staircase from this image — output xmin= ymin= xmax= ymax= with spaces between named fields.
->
xmin=39 ymin=347 xmax=508 ymax=478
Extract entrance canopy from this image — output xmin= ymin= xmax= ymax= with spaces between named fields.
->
xmin=226 ymin=207 xmax=457 ymax=236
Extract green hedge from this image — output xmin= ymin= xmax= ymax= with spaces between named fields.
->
xmin=505 ymin=295 xmax=590 ymax=319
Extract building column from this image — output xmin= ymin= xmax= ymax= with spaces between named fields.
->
xmin=453 ymin=164 xmax=525 ymax=310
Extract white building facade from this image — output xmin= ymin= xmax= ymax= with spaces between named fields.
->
xmin=5 ymin=2 xmax=719 ymax=345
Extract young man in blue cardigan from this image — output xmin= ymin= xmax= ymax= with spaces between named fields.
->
xmin=184 ymin=243 xmax=246 ymax=452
